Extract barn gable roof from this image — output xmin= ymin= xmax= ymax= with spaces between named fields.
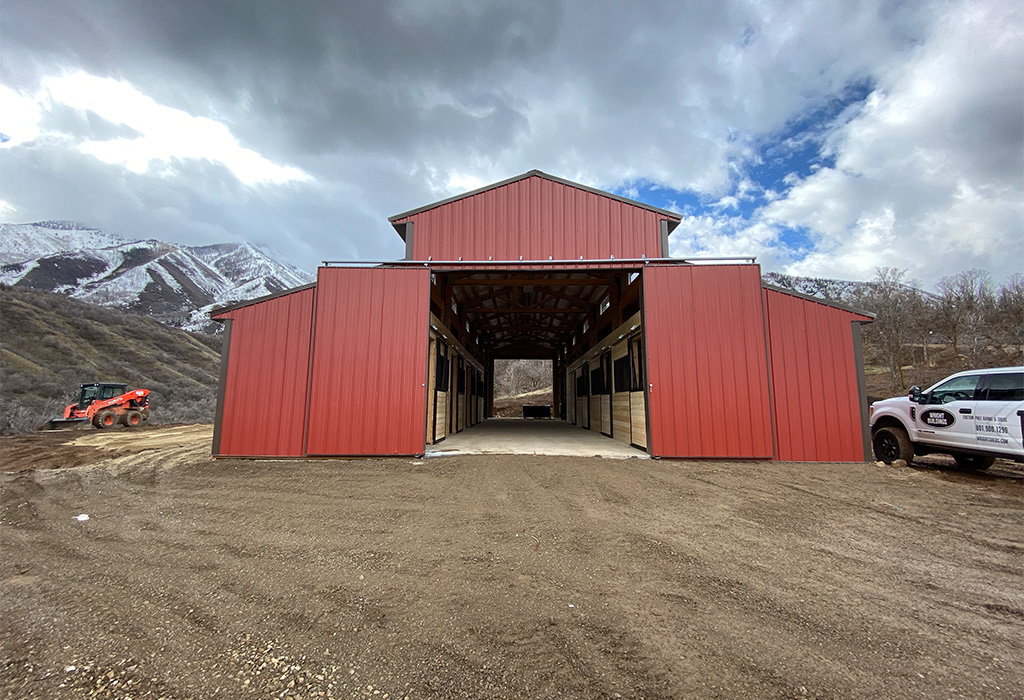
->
xmin=388 ymin=169 xmax=681 ymax=240
xmin=763 ymin=284 xmax=875 ymax=321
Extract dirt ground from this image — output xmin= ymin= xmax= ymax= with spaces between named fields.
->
xmin=492 ymin=389 xmax=554 ymax=418
xmin=1 ymin=426 xmax=1022 ymax=700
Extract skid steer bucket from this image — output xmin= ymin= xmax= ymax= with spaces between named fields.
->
xmin=37 ymin=417 xmax=90 ymax=431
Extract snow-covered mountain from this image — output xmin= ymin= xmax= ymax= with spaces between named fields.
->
xmin=0 ymin=221 xmax=314 ymax=332
xmin=0 ymin=221 xmax=128 ymax=266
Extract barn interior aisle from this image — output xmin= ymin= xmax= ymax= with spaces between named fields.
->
xmin=425 ymin=418 xmax=648 ymax=458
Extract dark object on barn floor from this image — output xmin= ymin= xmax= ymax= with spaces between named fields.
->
xmin=523 ymin=405 xmax=552 ymax=419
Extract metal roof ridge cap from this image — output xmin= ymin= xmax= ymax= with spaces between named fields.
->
xmin=388 ymin=171 xmax=541 ymax=222
xmin=387 ymin=169 xmax=683 ymax=222
xmin=762 ymin=283 xmax=876 ymax=319
xmin=524 ymin=170 xmax=683 ymax=220
xmin=320 ymin=257 xmax=756 ymax=266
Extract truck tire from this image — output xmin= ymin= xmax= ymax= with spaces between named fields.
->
xmin=121 ymin=410 xmax=143 ymax=428
xmin=872 ymin=426 xmax=914 ymax=464
xmin=93 ymin=410 xmax=118 ymax=429
xmin=953 ymin=454 xmax=996 ymax=470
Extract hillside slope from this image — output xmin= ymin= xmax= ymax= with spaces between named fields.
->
xmin=0 ymin=286 xmax=222 ymax=434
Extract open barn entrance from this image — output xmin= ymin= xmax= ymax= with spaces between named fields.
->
xmin=492 ymin=359 xmax=553 ymax=418
xmin=423 ymin=267 xmax=649 ymax=457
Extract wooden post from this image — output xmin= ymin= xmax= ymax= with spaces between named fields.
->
xmin=484 ymin=357 xmax=495 ymax=418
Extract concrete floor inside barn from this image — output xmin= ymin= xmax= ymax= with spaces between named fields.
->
xmin=425 ymin=418 xmax=649 ymax=458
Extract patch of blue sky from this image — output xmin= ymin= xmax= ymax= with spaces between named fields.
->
xmin=614 ymin=78 xmax=874 ymax=266
xmin=775 ymin=225 xmax=815 ymax=261
xmin=617 ymin=182 xmax=703 ymax=216
xmin=748 ymin=78 xmax=873 ymax=192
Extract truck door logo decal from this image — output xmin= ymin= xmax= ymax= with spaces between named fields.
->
xmin=921 ymin=409 xmax=955 ymax=429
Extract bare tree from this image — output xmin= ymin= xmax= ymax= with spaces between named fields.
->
xmin=997 ymin=273 xmax=1024 ymax=360
xmin=936 ymin=269 xmax=995 ymax=362
xmin=936 ymin=275 xmax=965 ymax=353
xmin=494 ymin=359 xmax=552 ymax=397
xmin=861 ymin=267 xmax=921 ymax=392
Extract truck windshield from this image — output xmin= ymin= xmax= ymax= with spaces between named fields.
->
xmin=929 ymin=375 xmax=980 ymax=404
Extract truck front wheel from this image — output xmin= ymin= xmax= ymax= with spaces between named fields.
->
xmin=873 ymin=426 xmax=914 ymax=464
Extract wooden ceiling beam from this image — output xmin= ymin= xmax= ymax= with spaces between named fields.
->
xmin=465 ymin=307 xmax=587 ymax=315
xmin=450 ymin=277 xmax=614 ymax=287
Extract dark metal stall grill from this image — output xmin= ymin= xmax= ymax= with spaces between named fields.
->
xmin=211 ymin=170 xmax=873 ymax=461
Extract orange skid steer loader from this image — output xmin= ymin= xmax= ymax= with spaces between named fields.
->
xmin=38 ymin=383 xmax=151 ymax=431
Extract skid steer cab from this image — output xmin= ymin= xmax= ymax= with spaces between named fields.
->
xmin=39 ymin=383 xmax=151 ymax=431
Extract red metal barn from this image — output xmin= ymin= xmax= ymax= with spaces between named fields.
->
xmin=212 ymin=170 xmax=873 ymax=461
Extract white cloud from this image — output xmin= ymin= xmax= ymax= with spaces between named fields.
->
xmin=0 ymin=85 xmax=42 ymax=147
xmin=41 ymin=72 xmax=312 ymax=186
xmin=669 ymin=213 xmax=788 ymax=268
xmin=0 ymin=0 xmax=1019 ymax=280
xmin=758 ymin=0 xmax=1023 ymax=283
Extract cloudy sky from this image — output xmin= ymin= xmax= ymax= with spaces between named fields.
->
xmin=2 ymin=0 xmax=1021 ymax=286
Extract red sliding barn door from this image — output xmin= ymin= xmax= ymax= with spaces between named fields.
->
xmin=306 ymin=267 xmax=430 ymax=456
xmin=643 ymin=265 xmax=774 ymax=459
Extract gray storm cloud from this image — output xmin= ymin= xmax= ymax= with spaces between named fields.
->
xmin=2 ymin=0 xmax=1021 ymax=282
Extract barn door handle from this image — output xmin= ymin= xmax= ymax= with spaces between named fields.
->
xmin=959 ymin=408 xmax=972 ymax=414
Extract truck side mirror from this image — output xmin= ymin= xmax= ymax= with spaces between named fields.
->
xmin=908 ymin=386 xmax=923 ymax=403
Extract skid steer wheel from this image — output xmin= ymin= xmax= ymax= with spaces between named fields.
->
xmin=953 ymin=453 xmax=996 ymax=470
xmin=93 ymin=410 xmax=118 ymax=429
xmin=872 ymin=426 xmax=914 ymax=464
xmin=121 ymin=410 xmax=143 ymax=428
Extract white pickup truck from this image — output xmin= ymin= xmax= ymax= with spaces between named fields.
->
xmin=869 ymin=367 xmax=1024 ymax=469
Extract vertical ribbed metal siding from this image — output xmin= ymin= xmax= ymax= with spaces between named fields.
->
xmin=644 ymin=265 xmax=774 ymax=458
xmin=766 ymin=290 xmax=870 ymax=462
xmin=305 ymin=267 xmax=430 ymax=455
xmin=398 ymin=176 xmax=665 ymax=261
xmin=217 ymin=288 xmax=315 ymax=457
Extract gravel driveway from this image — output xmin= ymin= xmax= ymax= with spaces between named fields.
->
xmin=1 ymin=426 xmax=1022 ymax=699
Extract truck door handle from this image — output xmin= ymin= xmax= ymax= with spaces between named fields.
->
xmin=959 ymin=408 xmax=972 ymax=414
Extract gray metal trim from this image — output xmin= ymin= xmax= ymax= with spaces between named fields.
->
xmin=639 ymin=268 xmax=653 ymax=457
xmin=419 ymin=271 xmax=431 ymax=454
xmin=209 ymin=282 xmax=318 ymax=317
xmin=760 ymin=285 xmax=780 ymax=460
xmin=404 ymin=221 xmax=415 ymax=259
xmin=323 ymin=256 xmax=754 ymax=267
xmin=387 ymin=169 xmax=684 ymax=225
xmin=762 ymin=283 xmax=875 ymax=319
xmin=301 ymin=279 xmax=320 ymax=457
xmin=659 ymin=219 xmax=670 ymax=258
xmin=211 ymin=319 xmax=233 ymax=457
xmin=851 ymin=321 xmax=872 ymax=461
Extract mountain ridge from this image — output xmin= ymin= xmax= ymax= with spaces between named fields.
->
xmin=0 ymin=221 xmax=314 ymax=332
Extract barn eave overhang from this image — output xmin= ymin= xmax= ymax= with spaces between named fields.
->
xmin=209 ymin=282 xmax=318 ymax=320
